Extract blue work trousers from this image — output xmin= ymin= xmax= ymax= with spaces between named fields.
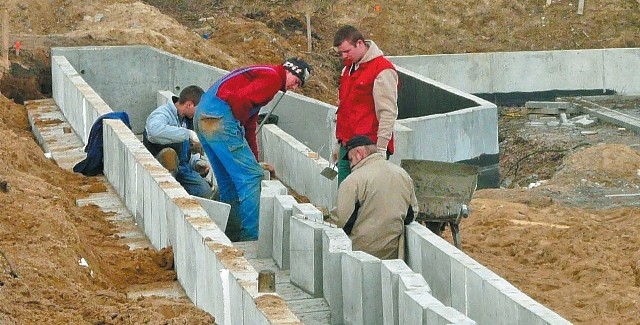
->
xmin=195 ymin=90 xmax=262 ymax=241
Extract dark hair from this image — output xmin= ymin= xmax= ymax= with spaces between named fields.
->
xmin=333 ymin=25 xmax=364 ymax=47
xmin=178 ymin=85 xmax=204 ymax=106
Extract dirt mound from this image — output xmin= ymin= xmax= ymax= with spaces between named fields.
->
xmin=552 ymin=143 xmax=640 ymax=187
xmin=0 ymin=95 xmax=213 ymax=323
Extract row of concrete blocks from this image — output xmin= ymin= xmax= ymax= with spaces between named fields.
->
xmin=259 ymin=103 xmax=498 ymax=220
xmin=101 ymin=118 xmax=301 ymax=324
xmin=258 ymin=124 xmax=570 ymax=325
xmin=404 ymin=225 xmax=571 ymax=325
xmin=51 ymin=55 xmax=302 ymax=324
xmin=252 ymin=183 xmax=476 ymax=325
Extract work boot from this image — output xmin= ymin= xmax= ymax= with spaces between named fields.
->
xmin=156 ymin=148 xmax=179 ymax=176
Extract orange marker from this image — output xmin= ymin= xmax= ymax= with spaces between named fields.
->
xmin=15 ymin=41 xmax=21 ymax=56
xmin=374 ymin=4 xmax=381 ymax=13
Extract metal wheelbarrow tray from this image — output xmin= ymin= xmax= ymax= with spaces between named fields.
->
xmin=401 ymin=159 xmax=479 ymax=249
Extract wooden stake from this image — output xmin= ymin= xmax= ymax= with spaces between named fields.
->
xmin=258 ymin=270 xmax=275 ymax=293
xmin=2 ymin=7 xmax=9 ymax=69
xmin=306 ymin=10 xmax=312 ymax=52
xmin=577 ymin=0 xmax=585 ymax=15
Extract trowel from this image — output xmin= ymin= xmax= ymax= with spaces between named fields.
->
xmin=320 ymin=148 xmax=338 ymax=180
xmin=320 ymin=161 xmax=338 ymax=180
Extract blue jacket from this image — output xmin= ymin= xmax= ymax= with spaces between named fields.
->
xmin=73 ymin=111 xmax=131 ymax=176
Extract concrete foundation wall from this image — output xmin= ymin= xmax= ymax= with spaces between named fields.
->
xmin=53 ymin=45 xmax=499 ymax=188
xmin=390 ymin=48 xmax=640 ymax=96
xmin=52 ymin=46 xmax=226 ymax=134
xmin=52 ymin=55 xmax=301 ymax=324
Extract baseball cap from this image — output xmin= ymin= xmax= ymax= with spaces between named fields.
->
xmin=342 ymin=135 xmax=375 ymax=160
xmin=283 ymin=58 xmax=312 ymax=86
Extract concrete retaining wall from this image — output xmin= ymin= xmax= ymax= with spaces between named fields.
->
xmin=390 ymin=48 xmax=640 ymax=97
xmin=52 ymin=54 xmax=301 ymax=324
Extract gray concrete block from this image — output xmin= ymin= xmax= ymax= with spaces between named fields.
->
xmin=380 ymin=259 xmax=415 ymax=325
xmin=341 ymin=251 xmax=382 ymax=325
xmin=420 ymin=234 xmax=454 ymax=306
xmin=273 ymin=195 xmax=298 ymax=270
xmin=261 ymin=180 xmax=288 ymax=194
xmin=404 ymin=223 xmax=430 ymax=273
xmin=293 ymin=203 xmax=324 ymax=221
xmin=193 ymin=196 xmax=230 ymax=231
xmin=258 ymin=189 xmax=278 ymax=258
xmin=426 ymin=305 xmax=477 ymax=325
xmin=322 ymin=227 xmax=351 ymax=325
xmin=290 ymin=216 xmax=324 ymax=297
xmin=398 ymin=272 xmax=432 ymax=296
xmin=398 ymin=285 xmax=432 ymax=325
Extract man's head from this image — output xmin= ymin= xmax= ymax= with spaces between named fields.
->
xmin=283 ymin=58 xmax=312 ymax=90
xmin=333 ymin=25 xmax=367 ymax=62
xmin=175 ymin=85 xmax=204 ymax=119
xmin=343 ymin=135 xmax=377 ymax=168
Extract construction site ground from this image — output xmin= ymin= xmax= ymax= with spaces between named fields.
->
xmin=1 ymin=0 xmax=640 ymax=324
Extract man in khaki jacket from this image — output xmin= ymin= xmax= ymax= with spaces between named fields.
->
xmin=335 ymin=135 xmax=419 ymax=259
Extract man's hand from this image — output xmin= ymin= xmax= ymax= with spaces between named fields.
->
xmin=260 ymin=162 xmax=276 ymax=179
xmin=194 ymin=160 xmax=210 ymax=177
xmin=332 ymin=143 xmax=341 ymax=163
xmin=189 ymin=130 xmax=200 ymax=144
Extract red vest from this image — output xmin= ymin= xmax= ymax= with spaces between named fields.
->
xmin=336 ymin=56 xmax=395 ymax=154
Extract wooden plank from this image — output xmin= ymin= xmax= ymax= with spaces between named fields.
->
xmin=509 ymin=219 xmax=570 ymax=229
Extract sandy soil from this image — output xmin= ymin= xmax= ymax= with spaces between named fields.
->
xmin=2 ymin=0 xmax=640 ymax=324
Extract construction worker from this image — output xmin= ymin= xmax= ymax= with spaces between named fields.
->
xmin=332 ymin=25 xmax=399 ymax=185
xmin=335 ymin=135 xmax=418 ymax=259
xmin=143 ymin=85 xmax=214 ymax=199
xmin=194 ymin=58 xmax=311 ymax=241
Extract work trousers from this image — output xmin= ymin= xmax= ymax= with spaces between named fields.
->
xmin=195 ymin=91 xmax=262 ymax=241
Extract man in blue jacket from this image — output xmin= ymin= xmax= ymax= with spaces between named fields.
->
xmin=143 ymin=85 xmax=214 ymax=199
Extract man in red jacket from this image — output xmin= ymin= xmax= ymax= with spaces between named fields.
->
xmin=333 ymin=25 xmax=399 ymax=185
xmin=195 ymin=58 xmax=311 ymax=241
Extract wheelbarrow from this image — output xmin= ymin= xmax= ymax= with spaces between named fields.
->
xmin=401 ymin=159 xmax=479 ymax=249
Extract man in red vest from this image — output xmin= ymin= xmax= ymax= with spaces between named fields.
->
xmin=332 ymin=25 xmax=399 ymax=185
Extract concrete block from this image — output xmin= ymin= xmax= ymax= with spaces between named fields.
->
xmin=322 ymin=227 xmax=351 ymax=325
xmin=399 ymin=289 xmax=441 ymax=325
xmin=426 ymin=305 xmax=477 ymax=325
xmin=421 ymin=234 xmax=454 ymax=306
xmin=181 ymin=216 xmax=198 ymax=300
xmin=273 ymin=195 xmax=298 ymax=270
xmin=380 ymin=259 xmax=415 ymax=325
xmin=258 ymin=189 xmax=278 ymax=258
xmin=341 ymin=251 xmax=382 ymax=325
xmin=261 ymin=180 xmax=288 ymax=194
xmin=398 ymin=272 xmax=432 ymax=296
xmin=193 ymin=196 xmax=230 ymax=231
xmin=404 ymin=223 xmax=431 ymax=273
xmin=290 ymin=216 xmax=324 ymax=297
xmin=293 ymin=203 xmax=324 ymax=221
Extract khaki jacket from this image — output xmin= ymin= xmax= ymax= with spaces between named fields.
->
xmin=335 ymin=153 xmax=418 ymax=259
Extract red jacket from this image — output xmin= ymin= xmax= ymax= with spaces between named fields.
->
xmin=217 ymin=65 xmax=286 ymax=159
xmin=336 ymin=56 xmax=395 ymax=154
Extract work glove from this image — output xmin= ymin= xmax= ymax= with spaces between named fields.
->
xmin=377 ymin=147 xmax=387 ymax=155
xmin=194 ymin=160 xmax=210 ymax=178
xmin=189 ymin=129 xmax=200 ymax=144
